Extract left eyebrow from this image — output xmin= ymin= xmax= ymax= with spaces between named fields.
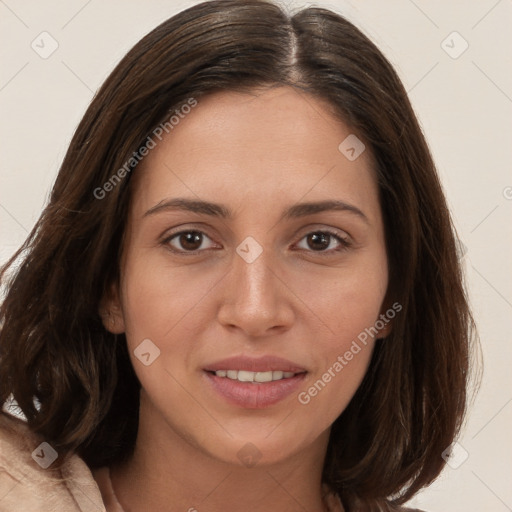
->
xmin=282 ymin=200 xmax=369 ymax=225
xmin=143 ymin=198 xmax=369 ymax=225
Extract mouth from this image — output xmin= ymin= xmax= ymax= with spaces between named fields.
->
xmin=203 ymin=355 xmax=308 ymax=409
xmin=206 ymin=369 xmax=303 ymax=383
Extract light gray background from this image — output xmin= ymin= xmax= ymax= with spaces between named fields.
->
xmin=1 ymin=1 xmax=511 ymax=510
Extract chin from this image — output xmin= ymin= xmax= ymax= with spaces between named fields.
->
xmin=201 ymin=429 xmax=313 ymax=469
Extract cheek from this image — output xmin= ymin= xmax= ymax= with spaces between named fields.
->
xmin=291 ymin=255 xmax=386 ymax=420
xmin=292 ymin=255 xmax=388 ymax=344
xmin=118 ymin=255 xmax=214 ymax=422
xmin=119 ymin=252 xmax=222 ymax=345
xmin=294 ymin=274 xmax=382 ymax=425
xmin=295 ymin=340 xmax=375 ymax=434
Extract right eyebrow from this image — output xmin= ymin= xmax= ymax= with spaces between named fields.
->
xmin=144 ymin=198 xmax=230 ymax=218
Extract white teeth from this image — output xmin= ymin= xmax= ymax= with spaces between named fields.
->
xmin=237 ymin=370 xmax=254 ymax=382
xmin=254 ymin=371 xmax=273 ymax=383
xmin=213 ymin=370 xmax=298 ymax=382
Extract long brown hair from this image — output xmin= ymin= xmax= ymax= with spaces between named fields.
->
xmin=0 ymin=1 xmax=477 ymax=509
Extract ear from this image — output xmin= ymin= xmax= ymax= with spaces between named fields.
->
xmin=98 ymin=282 xmax=126 ymax=334
xmin=375 ymin=314 xmax=393 ymax=339
xmin=375 ymin=300 xmax=400 ymax=340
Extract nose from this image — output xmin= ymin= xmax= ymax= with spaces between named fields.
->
xmin=217 ymin=245 xmax=295 ymax=337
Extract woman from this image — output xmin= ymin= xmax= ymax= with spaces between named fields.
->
xmin=0 ymin=1 xmax=476 ymax=510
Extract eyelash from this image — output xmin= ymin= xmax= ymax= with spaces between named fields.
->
xmin=161 ymin=228 xmax=352 ymax=256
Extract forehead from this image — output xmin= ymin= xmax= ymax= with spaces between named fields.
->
xmin=150 ymin=86 xmax=362 ymax=165
xmin=130 ymin=86 xmax=379 ymax=222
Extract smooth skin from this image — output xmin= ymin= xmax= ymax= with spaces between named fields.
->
xmin=102 ymin=86 xmax=391 ymax=512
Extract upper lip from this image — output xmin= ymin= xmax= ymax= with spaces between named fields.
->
xmin=204 ymin=355 xmax=307 ymax=373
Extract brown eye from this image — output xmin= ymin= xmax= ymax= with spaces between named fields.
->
xmin=179 ymin=232 xmax=203 ymax=250
xmin=165 ymin=231 xmax=215 ymax=252
xmin=307 ymin=232 xmax=330 ymax=251
xmin=296 ymin=230 xmax=351 ymax=253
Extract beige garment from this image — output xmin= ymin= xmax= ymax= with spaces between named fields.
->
xmin=0 ymin=412 xmax=105 ymax=511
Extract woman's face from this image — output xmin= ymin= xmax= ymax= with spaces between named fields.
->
xmin=106 ymin=86 xmax=390 ymax=467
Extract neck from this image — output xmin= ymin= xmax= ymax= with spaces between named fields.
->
xmin=110 ymin=395 xmax=331 ymax=512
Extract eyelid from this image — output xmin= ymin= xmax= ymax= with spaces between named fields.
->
xmin=295 ymin=223 xmax=351 ymax=239
xmin=293 ymin=222 xmax=352 ymax=242
xmin=160 ymin=223 xmax=217 ymax=241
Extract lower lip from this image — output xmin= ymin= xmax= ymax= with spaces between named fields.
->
xmin=204 ymin=371 xmax=307 ymax=409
